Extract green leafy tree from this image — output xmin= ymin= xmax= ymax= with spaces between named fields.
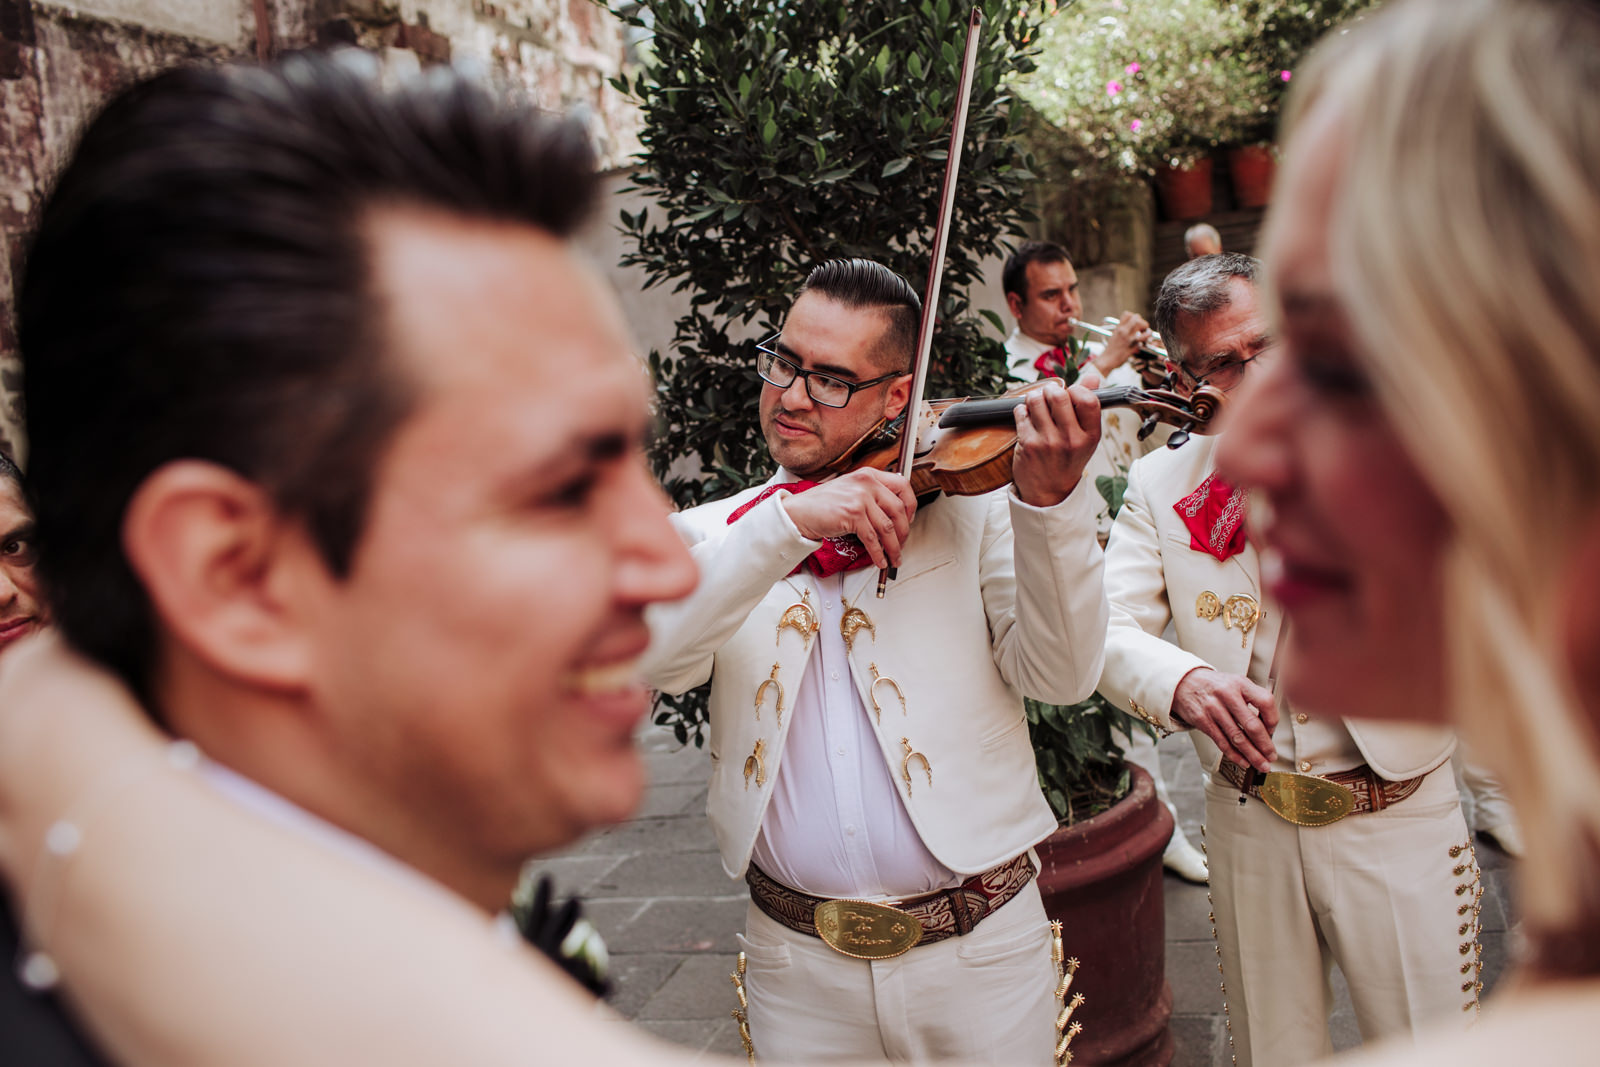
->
xmin=614 ymin=0 xmax=1048 ymax=745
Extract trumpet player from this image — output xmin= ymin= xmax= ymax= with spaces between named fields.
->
xmin=999 ymin=241 xmax=1211 ymax=885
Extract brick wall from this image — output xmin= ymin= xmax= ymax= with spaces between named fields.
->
xmin=0 ymin=0 xmax=639 ymax=461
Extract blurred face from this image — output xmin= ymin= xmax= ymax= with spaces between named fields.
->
xmin=758 ymin=292 xmax=911 ymax=478
xmin=0 ymin=479 xmax=44 ymax=656
xmin=1216 ymin=105 xmax=1450 ymax=723
xmin=302 ymin=207 xmax=697 ymax=903
xmin=1006 ymin=259 xmax=1081 ymax=348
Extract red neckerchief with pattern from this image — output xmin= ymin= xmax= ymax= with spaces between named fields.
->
xmin=726 ymin=481 xmax=872 ymax=578
xmin=1174 ymin=470 xmax=1248 ymax=562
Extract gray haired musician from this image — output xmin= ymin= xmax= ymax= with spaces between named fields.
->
xmin=1096 ymin=253 xmax=1478 ymax=1064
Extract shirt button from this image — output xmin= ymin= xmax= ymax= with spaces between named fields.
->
xmin=1296 ymin=713 xmax=1308 ymax=725
xmin=837 ymin=746 xmax=847 ymax=757
xmin=1299 ymin=760 xmax=1312 ymax=772
xmin=830 ymin=671 xmax=840 ymax=681
xmin=844 ymin=825 xmax=857 ymax=837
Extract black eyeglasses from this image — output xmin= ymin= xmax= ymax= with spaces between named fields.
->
xmin=754 ymin=335 xmax=902 ymax=408
xmin=1174 ymin=343 xmax=1276 ymax=392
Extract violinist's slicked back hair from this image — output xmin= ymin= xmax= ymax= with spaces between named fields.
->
xmin=796 ymin=258 xmax=921 ymax=372
xmin=18 ymin=52 xmax=598 ymax=697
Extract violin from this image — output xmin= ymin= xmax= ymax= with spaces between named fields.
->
xmin=824 ymin=380 xmax=1226 ymax=499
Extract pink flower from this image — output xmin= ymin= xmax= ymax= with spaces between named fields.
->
xmin=1130 ymin=119 xmax=1143 ymax=132
xmin=1106 ymin=80 xmax=1123 ymax=96
xmin=1125 ymin=62 xmax=1141 ymax=75
xmin=1280 ymin=69 xmax=1292 ymax=82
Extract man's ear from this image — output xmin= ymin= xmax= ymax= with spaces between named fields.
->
xmin=1005 ymin=290 xmax=1025 ymax=321
xmin=883 ymin=373 xmax=914 ymax=422
xmin=122 ymin=460 xmax=320 ymax=692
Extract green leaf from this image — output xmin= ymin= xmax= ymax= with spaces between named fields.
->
xmin=881 ymin=156 xmax=913 ymax=178
xmin=762 ymin=117 xmax=777 ymax=144
xmin=908 ymin=51 xmax=924 ymax=79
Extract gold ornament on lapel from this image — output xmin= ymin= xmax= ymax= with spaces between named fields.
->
xmin=743 ymin=739 xmax=767 ymax=790
xmin=840 ymin=605 xmax=876 ymax=654
xmin=869 ymin=663 xmax=907 ymax=724
xmin=754 ymin=663 xmax=784 ymax=726
xmin=1195 ymin=591 xmax=1223 ymax=621
xmin=900 ymin=737 xmax=932 ymax=796
xmin=1222 ymin=594 xmax=1262 ymax=648
xmin=776 ymin=592 xmax=819 ymax=647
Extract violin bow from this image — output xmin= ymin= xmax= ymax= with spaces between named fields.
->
xmin=878 ymin=5 xmax=984 ymax=599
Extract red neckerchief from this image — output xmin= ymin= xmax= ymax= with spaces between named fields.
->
xmin=1031 ymin=338 xmax=1086 ymax=381
xmin=1174 ymin=471 xmax=1248 ymax=562
xmin=726 ymin=481 xmax=872 ymax=578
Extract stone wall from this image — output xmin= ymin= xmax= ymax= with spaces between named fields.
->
xmin=0 ymin=0 xmax=639 ymax=460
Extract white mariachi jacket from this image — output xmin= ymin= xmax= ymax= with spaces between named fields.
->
xmin=641 ymin=474 xmax=1110 ymax=880
xmin=1096 ymin=435 xmax=1455 ymax=780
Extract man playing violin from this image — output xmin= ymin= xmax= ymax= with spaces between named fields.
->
xmin=1095 ymin=252 xmax=1475 ymax=1064
xmin=641 ymin=258 xmax=1109 ymax=1064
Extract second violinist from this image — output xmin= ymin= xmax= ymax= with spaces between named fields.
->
xmin=640 ymin=258 xmax=1109 ymax=1065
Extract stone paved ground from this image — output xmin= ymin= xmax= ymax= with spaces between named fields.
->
xmin=528 ymin=730 xmax=1515 ymax=1064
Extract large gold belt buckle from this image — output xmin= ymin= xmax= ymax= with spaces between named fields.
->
xmin=813 ymin=899 xmax=923 ymax=960
xmin=1258 ymin=771 xmax=1356 ymax=827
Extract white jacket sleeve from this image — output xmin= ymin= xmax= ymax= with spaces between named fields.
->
xmin=1096 ymin=458 xmax=1212 ymax=733
xmin=981 ymin=478 xmax=1110 ymax=706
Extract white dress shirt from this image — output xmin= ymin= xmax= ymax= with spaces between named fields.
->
xmin=751 ymin=571 xmax=958 ymax=899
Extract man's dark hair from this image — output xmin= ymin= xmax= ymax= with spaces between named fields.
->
xmin=18 ymin=53 xmax=599 ymax=697
xmin=1152 ymin=252 xmax=1261 ymax=363
xmin=1001 ymin=240 xmax=1072 ymax=302
xmin=0 ymin=451 xmax=21 ymax=492
xmin=794 ymin=258 xmax=921 ymax=372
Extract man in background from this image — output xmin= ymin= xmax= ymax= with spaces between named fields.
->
xmin=1184 ymin=223 xmax=1223 ymax=259
xmin=0 ymin=452 xmax=45 ymax=660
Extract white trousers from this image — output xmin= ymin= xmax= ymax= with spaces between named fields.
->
xmin=736 ymin=878 xmax=1058 ymax=1064
xmin=1204 ymin=766 xmax=1480 ymax=1066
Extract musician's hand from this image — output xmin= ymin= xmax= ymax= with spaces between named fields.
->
xmin=1094 ymin=312 xmax=1154 ymax=376
xmin=1171 ymin=668 xmax=1278 ymax=773
xmin=780 ymin=469 xmax=918 ymax=570
xmin=1010 ymin=379 xmax=1101 ymax=508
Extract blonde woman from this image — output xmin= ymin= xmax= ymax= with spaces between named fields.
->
xmin=1217 ymin=0 xmax=1600 ymax=1057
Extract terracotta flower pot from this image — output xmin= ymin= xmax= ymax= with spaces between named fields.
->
xmin=1227 ymin=144 xmax=1277 ymax=208
xmin=1035 ymin=764 xmax=1175 ymax=1066
xmin=1152 ymin=157 xmax=1213 ymax=221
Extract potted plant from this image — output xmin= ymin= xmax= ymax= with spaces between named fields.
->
xmin=1016 ymin=0 xmax=1271 ymax=220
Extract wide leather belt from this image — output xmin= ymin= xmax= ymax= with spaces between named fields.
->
xmin=1217 ymin=759 xmax=1426 ymax=826
xmin=746 ymin=853 xmax=1035 ymax=959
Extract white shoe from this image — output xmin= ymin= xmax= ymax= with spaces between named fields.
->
xmin=1163 ymin=832 xmax=1209 ymax=883
xmin=1479 ymin=821 xmax=1525 ymax=858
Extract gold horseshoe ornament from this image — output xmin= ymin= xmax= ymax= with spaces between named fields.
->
xmin=754 ymin=663 xmax=784 ymax=726
xmin=869 ymin=663 xmax=907 ymax=724
xmin=840 ymin=606 xmax=876 ymax=654
xmin=743 ymin=739 xmax=767 ymax=790
xmin=777 ymin=594 xmax=819 ymax=647
xmin=900 ymin=737 xmax=932 ymax=796
xmin=1221 ymin=594 xmax=1262 ymax=647
xmin=1195 ymin=590 xmax=1223 ymax=621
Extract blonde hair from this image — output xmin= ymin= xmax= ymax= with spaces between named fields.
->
xmin=1283 ymin=0 xmax=1600 ymax=943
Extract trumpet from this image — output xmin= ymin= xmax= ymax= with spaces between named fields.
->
xmin=1070 ymin=317 xmax=1170 ymax=364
